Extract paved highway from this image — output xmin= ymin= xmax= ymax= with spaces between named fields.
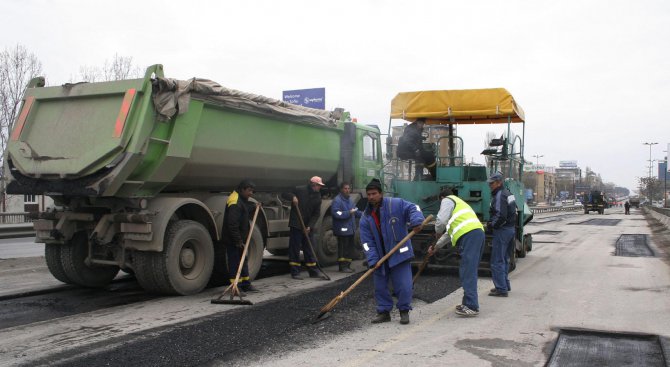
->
xmin=0 ymin=207 xmax=668 ymax=366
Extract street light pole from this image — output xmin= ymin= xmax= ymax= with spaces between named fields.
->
xmin=643 ymin=142 xmax=658 ymax=201
xmin=532 ymin=154 xmax=544 ymax=167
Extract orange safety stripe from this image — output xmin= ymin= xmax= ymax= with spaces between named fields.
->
xmin=113 ymin=89 xmax=136 ymax=138
xmin=10 ymin=96 xmax=36 ymax=141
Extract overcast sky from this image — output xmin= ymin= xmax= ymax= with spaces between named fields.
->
xmin=3 ymin=0 xmax=669 ymax=192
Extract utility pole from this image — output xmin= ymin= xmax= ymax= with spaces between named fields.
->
xmin=643 ymin=142 xmax=658 ymax=201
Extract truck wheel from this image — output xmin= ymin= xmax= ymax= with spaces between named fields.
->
xmin=135 ymin=220 xmax=214 ymax=295
xmin=508 ymin=246 xmax=517 ymax=272
xmin=315 ymin=216 xmax=338 ymax=265
xmin=60 ymin=231 xmax=119 ymax=288
xmin=524 ymin=233 xmax=533 ymax=252
xmin=45 ymin=244 xmax=73 ymax=284
xmin=516 ymin=238 xmax=526 ymax=258
xmin=208 ymin=241 xmax=228 ymax=287
xmin=246 ymin=226 xmax=264 ymax=280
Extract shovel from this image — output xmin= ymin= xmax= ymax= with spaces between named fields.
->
xmin=315 ymin=215 xmax=433 ymax=322
xmin=211 ymin=203 xmax=261 ymax=305
xmin=294 ymin=202 xmax=331 ymax=281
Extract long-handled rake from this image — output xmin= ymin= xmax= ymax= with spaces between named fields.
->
xmin=315 ymin=215 xmax=433 ymax=322
xmin=211 ymin=203 xmax=261 ymax=305
xmin=412 ymin=241 xmax=436 ymax=285
xmin=294 ymin=202 xmax=331 ymax=281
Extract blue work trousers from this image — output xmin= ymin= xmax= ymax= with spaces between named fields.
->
xmin=225 ymin=244 xmax=250 ymax=287
xmin=373 ymin=259 xmax=413 ymax=313
xmin=457 ymin=229 xmax=485 ymax=311
xmin=288 ymin=227 xmax=317 ymax=276
xmin=491 ymin=226 xmax=515 ymax=293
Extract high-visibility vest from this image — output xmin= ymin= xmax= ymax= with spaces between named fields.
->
xmin=446 ymin=195 xmax=484 ymax=246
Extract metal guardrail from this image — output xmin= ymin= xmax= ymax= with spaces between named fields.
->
xmin=0 ymin=223 xmax=36 ymax=239
xmin=529 ymin=205 xmax=582 ymax=214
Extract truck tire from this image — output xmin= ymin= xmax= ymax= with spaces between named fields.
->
xmin=60 ymin=231 xmax=119 ymax=288
xmin=516 ymin=237 xmax=527 ymax=258
xmin=246 ymin=226 xmax=264 ymax=280
xmin=208 ymin=240 xmax=228 ymax=287
xmin=45 ymin=244 xmax=73 ymax=284
xmin=508 ymin=246 xmax=517 ymax=272
xmin=524 ymin=233 xmax=533 ymax=252
xmin=135 ymin=220 xmax=214 ymax=295
xmin=315 ymin=216 xmax=338 ymax=265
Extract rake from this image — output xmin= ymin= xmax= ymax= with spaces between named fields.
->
xmin=211 ymin=203 xmax=261 ymax=305
xmin=315 ymin=215 xmax=433 ymax=322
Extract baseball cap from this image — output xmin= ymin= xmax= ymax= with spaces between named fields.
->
xmin=310 ymin=176 xmax=325 ymax=186
xmin=487 ymin=172 xmax=503 ymax=183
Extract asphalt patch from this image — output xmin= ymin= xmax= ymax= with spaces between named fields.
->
xmin=532 ymin=230 xmax=562 ymax=235
xmin=570 ymin=218 xmax=621 ymax=226
xmin=547 ymin=328 xmax=668 ymax=367
xmin=40 ymin=272 xmax=460 ymax=367
xmin=615 ymin=234 xmax=655 ymax=257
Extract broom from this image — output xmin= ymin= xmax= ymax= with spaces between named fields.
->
xmin=315 ymin=215 xmax=433 ymax=321
xmin=211 ymin=203 xmax=261 ymax=305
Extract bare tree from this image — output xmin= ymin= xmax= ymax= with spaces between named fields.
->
xmin=0 ymin=44 xmax=44 ymax=211
xmin=75 ymin=53 xmax=142 ymax=82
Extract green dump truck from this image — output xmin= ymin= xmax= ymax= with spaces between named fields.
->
xmin=5 ymin=65 xmax=383 ymax=295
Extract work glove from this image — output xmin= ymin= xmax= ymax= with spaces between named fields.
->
xmin=236 ymin=242 xmax=245 ymax=249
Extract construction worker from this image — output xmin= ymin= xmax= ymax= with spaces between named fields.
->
xmin=397 ymin=118 xmax=436 ymax=180
xmin=486 ymin=171 xmax=517 ymax=297
xmin=222 ymin=179 xmax=258 ymax=293
xmin=428 ymin=188 xmax=485 ymax=316
xmin=282 ymin=176 xmax=328 ymax=280
xmin=360 ymin=178 xmax=425 ymax=325
xmin=331 ymin=182 xmax=361 ymax=273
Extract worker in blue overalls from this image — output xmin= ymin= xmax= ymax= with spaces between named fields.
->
xmin=486 ymin=172 xmax=517 ymax=297
xmin=359 ymin=178 xmax=425 ymax=325
xmin=331 ymin=182 xmax=362 ymax=273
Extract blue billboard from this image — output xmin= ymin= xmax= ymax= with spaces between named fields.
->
xmin=283 ymin=88 xmax=325 ymax=110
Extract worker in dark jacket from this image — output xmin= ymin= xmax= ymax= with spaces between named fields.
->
xmin=282 ymin=176 xmax=328 ymax=280
xmin=360 ymin=178 xmax=425 ymax=325
xmin=397 ymin=118 xmax=436 ymax=180
xmin=331 ymin=182 xmax=362 ymax=273
xmin=222 ymin=179 xmax=258 ymax=293
xmin=486 ymin=172 xmax=517 ymax=297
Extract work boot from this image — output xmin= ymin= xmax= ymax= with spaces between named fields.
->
xmin=309 ymin=268 xmax=328 ymax=280
xmin=399 ymin=310 xmax=410 ymax=325
xmin=371 ymin=311 xmax=391 ymax=324
xmin=339 ymin=262 xmax=354 ymax=273
xmin=488 ymin=289 xmax=508 ymax=297
xmin=241 ymin=284 xmax=259 ymax=293
xmin=291 ymin=274 xmax=303 ymax=280
xmin=490 ymin=286 xmax=511 ymax=293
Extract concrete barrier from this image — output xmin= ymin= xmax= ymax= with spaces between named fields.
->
xmin=644 ymin=207 xmax=670 ymax=228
